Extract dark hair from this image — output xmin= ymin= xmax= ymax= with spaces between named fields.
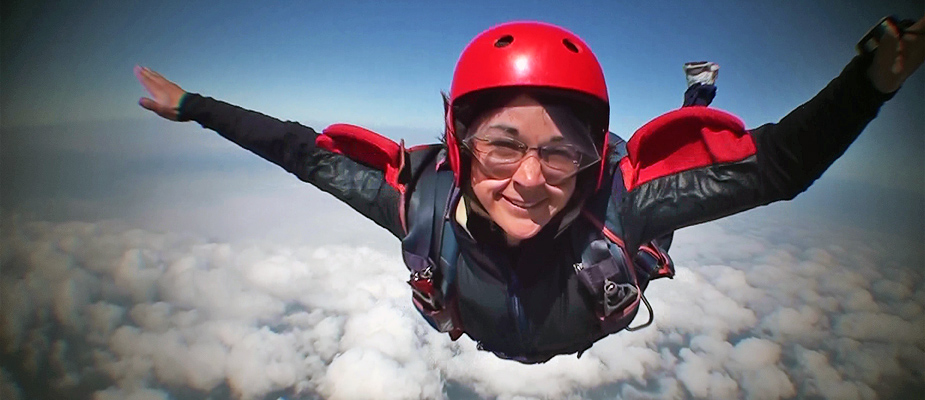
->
xmin=450 ymin=87 xmax=604 ymax=141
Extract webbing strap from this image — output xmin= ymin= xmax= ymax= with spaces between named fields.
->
xmin=401 ymin=151 xmax=463 ymax=338
xmin=401 ymin=152 xmax=444 ymax=274
xmin=431 ymin=176 xmax=459 ymax=297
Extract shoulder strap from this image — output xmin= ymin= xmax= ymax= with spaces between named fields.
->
xmin=401 ymin=149 xmax=445 ymax=278
xmin=401 ymin=150 xmax=464 ymax=340
xmin=575 ymin=132 xmax=676 ymax=335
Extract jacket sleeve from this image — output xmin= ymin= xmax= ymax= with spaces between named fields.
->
xmin=620 ymin=55 xmax=895 ymax=249
xmin=178 ymin=94 xmax=406 ymax=239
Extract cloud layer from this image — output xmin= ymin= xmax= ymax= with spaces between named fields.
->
xmin=2 ymin=207 xmax=922 ymax=400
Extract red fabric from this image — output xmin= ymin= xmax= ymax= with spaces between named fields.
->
xmin=450 ymin=21 xmax=608 ymax=106
xmin=318 ymin=123 xmax=406 ymax=193
xmin=619 ymin=107 xmax=755 ymax=191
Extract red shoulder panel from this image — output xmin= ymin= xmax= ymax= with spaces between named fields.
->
xmin=619 ymin=107 xmax=755 ymax=191
xmin=318 ymin=123 xmax=406 ymax=193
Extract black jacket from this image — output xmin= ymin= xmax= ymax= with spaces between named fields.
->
xmin=178 ymin=55 xmax=892 ymax=361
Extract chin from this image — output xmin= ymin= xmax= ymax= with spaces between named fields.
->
xmin=497 ymin=217 xmax=547 ymax=242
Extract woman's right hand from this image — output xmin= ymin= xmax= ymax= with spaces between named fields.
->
xmin=135 ymin=65 xmax=186 ymax=121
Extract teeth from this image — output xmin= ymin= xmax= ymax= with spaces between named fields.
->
xmin=507 ymin=198 xmax=541 ymax=208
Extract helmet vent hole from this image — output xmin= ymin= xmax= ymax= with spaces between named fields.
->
xmin=494 ymin=35 xmax=514 ymax=48
xmin=562 ymin=38 xmax=580 ymax=53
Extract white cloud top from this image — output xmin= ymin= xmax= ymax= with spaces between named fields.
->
xmin=1 ymin=210 xmax=922 ymax=399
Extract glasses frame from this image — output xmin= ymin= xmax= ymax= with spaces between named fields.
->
xmin=462 ymin=135 xmax=601 ymax=185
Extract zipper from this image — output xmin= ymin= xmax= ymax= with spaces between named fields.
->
xmin=507 ymin=272 xmax=530 ymax=343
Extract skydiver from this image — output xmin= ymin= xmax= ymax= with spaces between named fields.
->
xmin=135 ymin=16 xmax=925 ymax=363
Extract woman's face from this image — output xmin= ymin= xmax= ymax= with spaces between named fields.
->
xmin=467 ymin=94 xmax=578 ymax=245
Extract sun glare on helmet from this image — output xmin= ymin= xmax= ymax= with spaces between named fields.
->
xmin=514 ymin=56 xmax=530 ymax=74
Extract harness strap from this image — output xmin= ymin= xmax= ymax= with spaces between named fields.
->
xmin=402 ymin=152 xmax=464 ymax=340
xmin=574 ymin=144 xmax=671 ymax=334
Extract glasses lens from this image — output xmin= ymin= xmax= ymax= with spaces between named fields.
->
xmin=466 ymin=136 xmax=599 ymax=184
xmin=540 ymin=146 xmax=581 ymax=172
xmin=476 ymin=137 xmax=524 ymax=164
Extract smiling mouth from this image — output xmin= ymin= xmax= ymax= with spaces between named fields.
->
xmin=502 ymin=196 xmax=545 ymax=209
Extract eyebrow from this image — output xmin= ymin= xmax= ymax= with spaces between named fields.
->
xmin=487 ymin=124 xmax=519 ymax=136
xmin=486 ymin=124 xmax=566 ymax=142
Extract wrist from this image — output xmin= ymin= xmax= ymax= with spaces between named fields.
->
xmin=176 ymin=92 xmax=192 ymax=121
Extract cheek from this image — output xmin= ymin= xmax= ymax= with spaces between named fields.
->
xmin=548 ymin=180 xmax=576 ymax=209
xmin=470 ymin=165 xmax=506 ymax=204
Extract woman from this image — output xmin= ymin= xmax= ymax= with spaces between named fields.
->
xmin=136 ymin=19 xmax=924 ymax=363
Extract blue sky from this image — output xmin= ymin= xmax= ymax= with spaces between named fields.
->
xmin=2 ymin=0 xmax=923 ymax=194
xmin=2 ymin=0 xmax=921 ymax=128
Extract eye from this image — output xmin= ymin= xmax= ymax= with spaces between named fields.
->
xmin=543 ymin=145 xmax=579 ymax=158
xmin=541 ymin=145 xmax=581 ymax=170
xmin=471 ymin=137 xmax=524 ymax=163
xmin=487 ymin=137 xmax=525 ymax=151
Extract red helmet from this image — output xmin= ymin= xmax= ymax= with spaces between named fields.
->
xmin=445 ymin=21 xmax=610 ymax=185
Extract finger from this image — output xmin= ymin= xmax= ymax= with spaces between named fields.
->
xmin=875 ymin=26 xmax=899 ymax=68
xmin=137 ymin=66 xmax=164 ymax=85
xmin=139 ymin=97 xmax=171 ymax=114
xmin=902 ymin=18 xmax=925 ymax=77
xmin=135 ymin=65 xmax=156 ymax=87
xmin=144 ymin=67 xmax=169 ymax=84
xmin=137 ymin=68 xmax=175 ymax=101
xmin=139 ymin=97 xmax=179 ymax=121
xmin=903 ymin=16 xmax=925 ymax=46
xmin=136 ymin=66 xmax=160 ymax=91
xmin=138 ymin=97 xmax=159 ymax=112
xmin=895 ymin=39 xmax=904 ymax=76
xmin=885 ymin=25 xmax=904 ymax=75
xmin=905 ymin=15 xmax=925 ymax=33
xmin=141 ymin=68 xmax=176 ymax=95
xmin=874 ymin=24 xmax=899 ymax=62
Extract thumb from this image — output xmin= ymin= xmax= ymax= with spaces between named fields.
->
xmin=139 ymin=96 xmax=179 ymax=121
xmin=138 ymin=97 xmax=157 ymax=111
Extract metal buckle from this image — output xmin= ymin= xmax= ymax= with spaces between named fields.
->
xmin=602 ymin=279 xmax=637 ymax=317
xmin=409 ymin=266 xmax=441 ymax=311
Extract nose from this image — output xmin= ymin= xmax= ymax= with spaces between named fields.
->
xmin=511 ymin=153 xmax=546 ymax=187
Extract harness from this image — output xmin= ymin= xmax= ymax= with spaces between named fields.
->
xmin=319 ymin=106 xmax=750 ymax=355
xmin=401 ymin=135 xmax=676 ymax=344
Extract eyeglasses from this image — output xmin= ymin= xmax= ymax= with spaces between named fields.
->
xmin=462 ymin=135 xmax=600 ymax=185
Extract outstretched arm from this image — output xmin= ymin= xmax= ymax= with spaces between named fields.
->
xmin=753 ymin=15 xmax=924 ymax=200
xmin=620 ymin=16 xmax=924 ymax=249
xmin=134 ymin=66 xmax=406 ymax=238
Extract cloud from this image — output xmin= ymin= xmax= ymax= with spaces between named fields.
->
xmin=1 ymin=204 xmax=923 ymax=399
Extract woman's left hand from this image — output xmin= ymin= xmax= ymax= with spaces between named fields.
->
xmin=135 ymin=65 xmax=186 ymax=121
xmin=868 ymin=16 xmax=925 ymax=93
